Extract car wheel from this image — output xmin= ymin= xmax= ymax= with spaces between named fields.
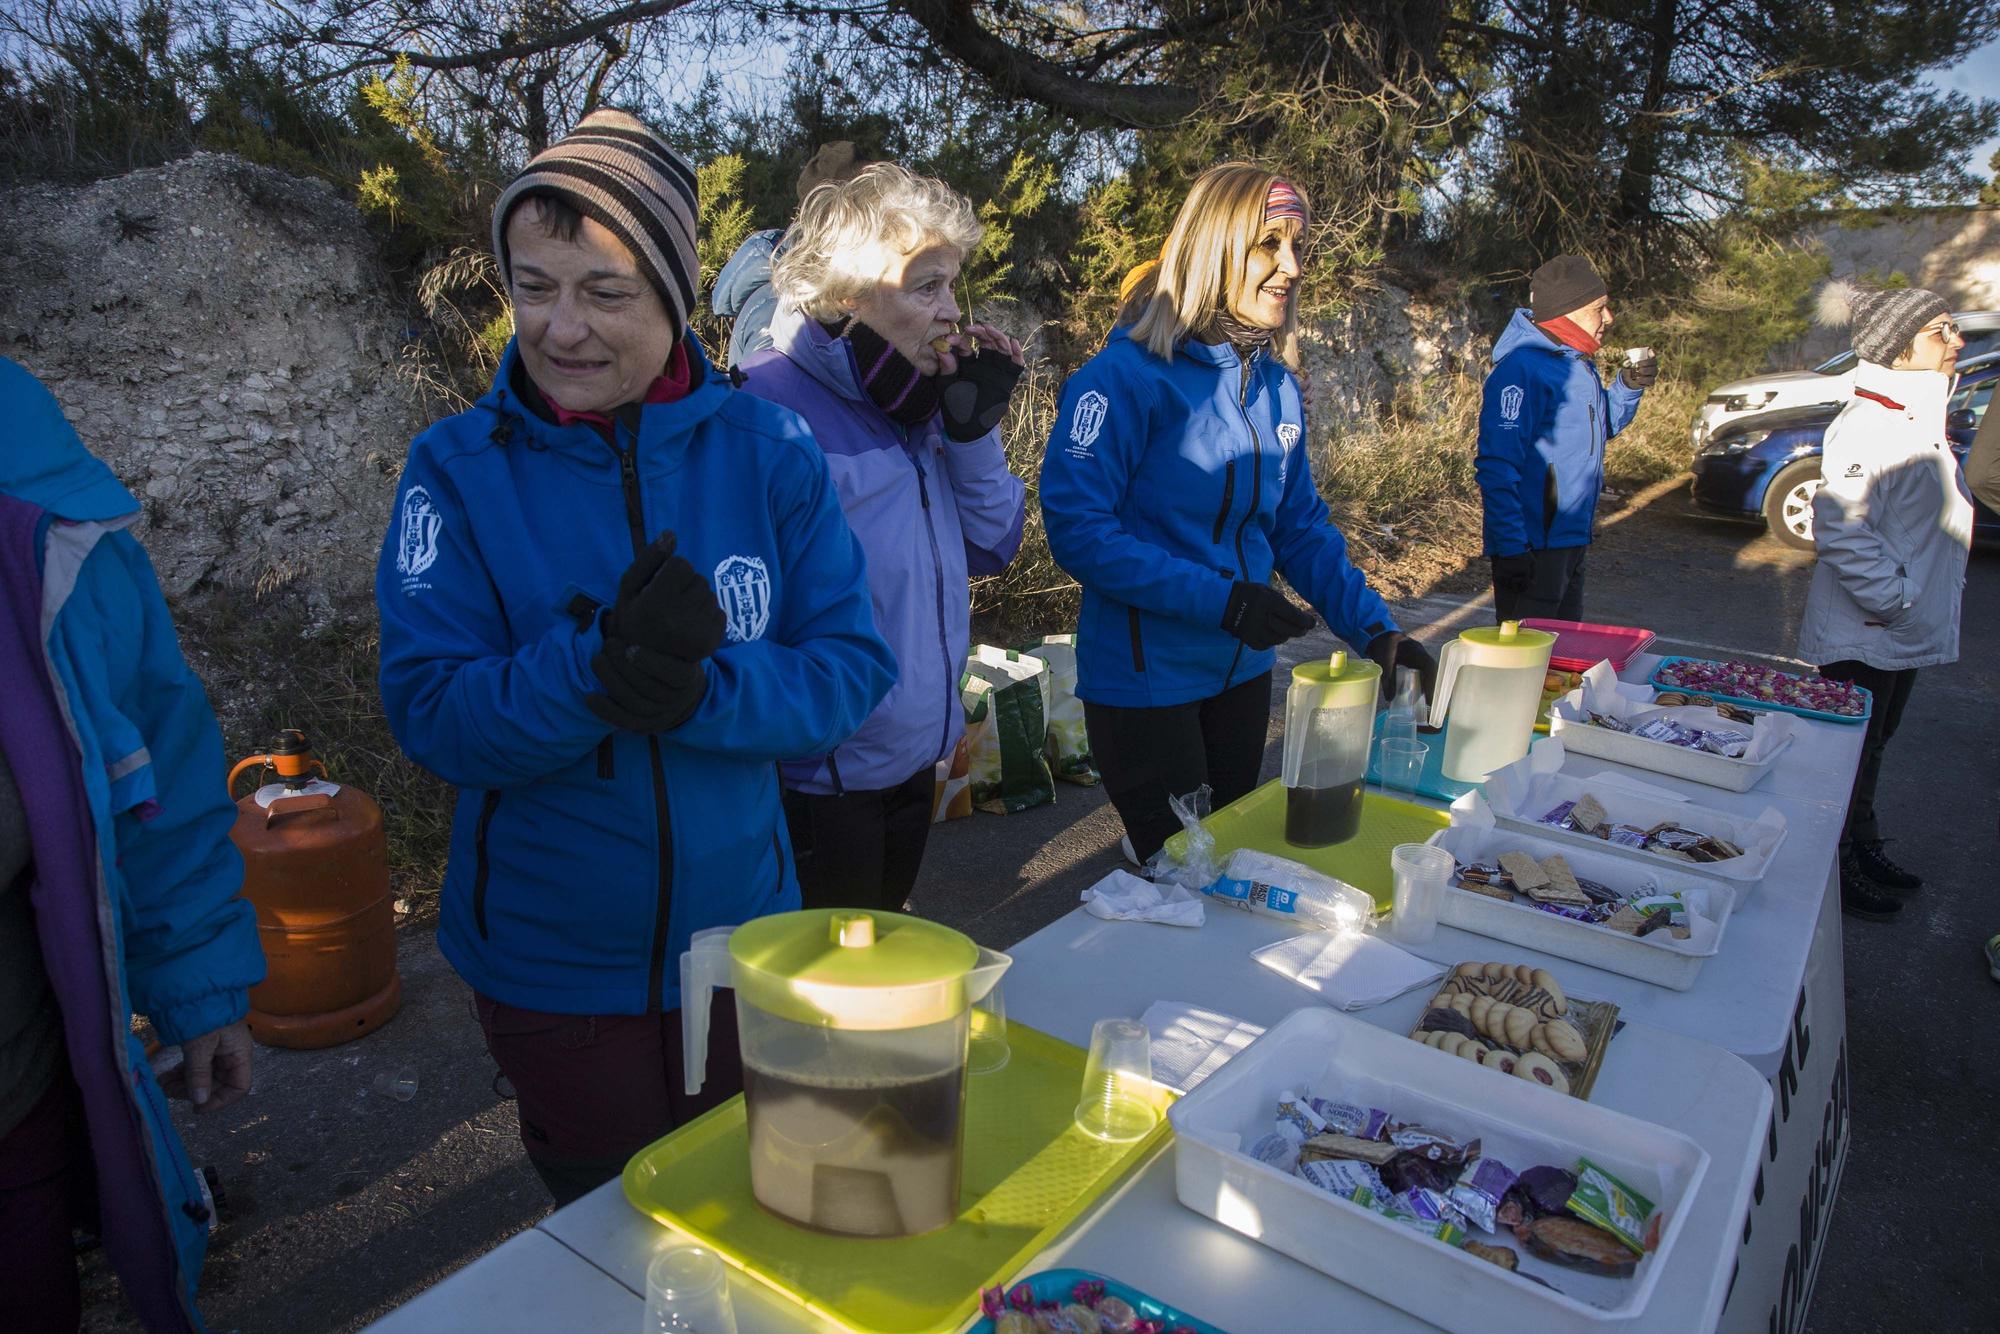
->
xmin=1761 ymin=460 xmax=1822 ymax=552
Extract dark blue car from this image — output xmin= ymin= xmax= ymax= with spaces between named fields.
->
xmin=1690 ymin=352 xmax=2000 ymax=550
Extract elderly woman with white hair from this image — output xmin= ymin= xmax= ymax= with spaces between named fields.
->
xmin=740 ymin=162 xmax=1028 ymax=914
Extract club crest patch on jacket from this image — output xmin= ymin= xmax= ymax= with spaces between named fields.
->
xmin=715 ymin=554 xmax=771 ymax=642
xmin=1067 ymin=389 xmax=1108 ymax=457
xmin=1500 ymin=384 xmax=1525 ymax=423
xmin=396 ymin=485 xmax=442 ymax=587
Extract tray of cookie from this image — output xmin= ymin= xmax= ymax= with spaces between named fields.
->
xmin=1462 ymin=738 xmax=1787 ymax=886
xmin=1406 ymin=961 xmax=1619 ymax=1101
xmin=1423 ymin=825 xmax=1737 ymax=990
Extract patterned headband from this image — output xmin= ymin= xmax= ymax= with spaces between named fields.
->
xmin=1265 ymin=179 xmax=1306 ymax=227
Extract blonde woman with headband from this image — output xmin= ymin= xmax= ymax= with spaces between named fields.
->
xmin=1040 ymin=163 xmax=1435 ymax=864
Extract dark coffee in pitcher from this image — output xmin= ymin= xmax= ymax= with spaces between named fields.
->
xmin=1286 ymin=778 xmax=1364 ymax=846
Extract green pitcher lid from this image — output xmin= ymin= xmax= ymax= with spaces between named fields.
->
xmin=728 ymin=909 xmax=982 ymax=1029
xmin=1454 ymin=620 xmax=1557 ymax=666
xmin=1290 ymin=650 xmax=1381 ymax=709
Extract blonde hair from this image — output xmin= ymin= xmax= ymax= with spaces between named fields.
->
xmin=772 ymin=162 xmax=983 ymax=320
xmin=1121 ymin=163 xmax=1308 ymax=371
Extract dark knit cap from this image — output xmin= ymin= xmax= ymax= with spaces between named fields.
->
xmin=491 ymin=109 xmax=699 ymax=339
xmin=796 ymin=141 xmax=864 ymax=202
xmin=1530 ymin=254 xmax=1609 ymax=322
xmin=1815 ymin=279 xmax=1950 ymax=365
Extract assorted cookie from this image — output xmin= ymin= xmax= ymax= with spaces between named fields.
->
xmin=1410 ymin=961 xmax=1608 ymax=1099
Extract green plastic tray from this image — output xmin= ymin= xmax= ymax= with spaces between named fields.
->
xmin=1163 ymin=778 xmax=1451 ymax=912
xmin=622 ymin=1022 xmax=1171 ymax=1334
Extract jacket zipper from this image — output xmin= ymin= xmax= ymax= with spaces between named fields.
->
xmin=136 ymin=1060 xmax=209 ymax=1224
xmin=909 ymin=440 xmax=956 ymax=763
xmin=1224 ymin=355 xmax=1264 ymax=690
xmin=472 ymin=789 xmax=502 ymax=939
xmin=1212 ymin=460 xmax=1237 ymax=543
xmin=615 ymin=431 xmax=676 ymax=1015
xmin=1127 ymin=606 xmax=1146 ymax=672
xmin=826 ymin=751 xmax=847 ymax=796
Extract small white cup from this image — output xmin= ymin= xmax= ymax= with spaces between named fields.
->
xmin=645 ymin=1244 xmax=737 ymax=1333
xmin=1389 ymin=843 xmax=1455 ymax=945
xmin=1623 ymin=345 xmax=1655 ymax=367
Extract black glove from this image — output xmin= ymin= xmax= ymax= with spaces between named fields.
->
xmin=1491 ymin=551 xmax=1535 ymax=592
xmin=936 ymin=349 xmax=1024 ymax=443
xmin=588 ymin=637 xmax=708 ymax=733
xmin=1620 ymin=356 xmax=1659 ymax=389
xmin=605 ymin=531 xmax=727 ymax=662
xmin=1221 ymin=581 xmax=1315 ymax=650
xmin=1365 ymin=631 xmax=1439 ymax=705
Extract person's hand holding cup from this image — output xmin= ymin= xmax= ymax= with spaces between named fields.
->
xmin=1620 ymin=345 xmax=1659 ymax=389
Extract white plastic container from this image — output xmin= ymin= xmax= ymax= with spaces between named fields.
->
xmin=1464 ymin=739 xmax=1787 ymax=885
xmin=1168 ymin=1007 xmax=1710 ymax=1333
xmin=1425 ymin=824 xmax=1737 ymax=990
xmin=1546 ymin=665 xmax=1797 ymax=793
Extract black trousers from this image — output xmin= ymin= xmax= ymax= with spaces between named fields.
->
xmin=782 ymin=766 xmax=936 ymax=914
xmin=1493 ymin=545 xmax=1588 ymax=623
xmin=1817 ymin=660 xmax=1918 ymax=851
xmin=1083 ymin=670 xmax=1273 ymax=866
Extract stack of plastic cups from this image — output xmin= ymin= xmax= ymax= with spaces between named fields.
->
xmin=1389 ymin=844 xmax=1455 ymax=945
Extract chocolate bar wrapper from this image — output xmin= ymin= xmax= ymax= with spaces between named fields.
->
xmin=1634 ymin=718 xmax=1699 ymax=747
xmin=1568 ymin=1158 xmax=1656 ymax=1256
xmin=1605 ymin=825 xmax=1651 ymax=849
xmin=1275 ymin=1091 xmax=1328 ymax=1144
xmin=1388 ymin=1126 xmax=1474 ymax=1164
xmin=1698 ymin=728 xmax=1753 ymax=758
xmin=1306 ymin=1098 xmax=1389 ymax=1140
xmin=1540 ymin=800 xmax=1578 ymax=828
xmin=1248 ymin=1131 xmax=1301 ymax=1175
xmin=1449 ymin=1157 xmax=1520 ymax=1234
xmin=1376 ymin=1209 xmax=1468 ymax=1247
xmin=1389 ymin=1187 xmax=1466 ymax=1230
xmin=1300 ymin=1157 xmax=1387 ymax=1206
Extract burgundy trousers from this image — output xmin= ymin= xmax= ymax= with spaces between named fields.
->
xmin=0 ymin=1075 xmax=87 ymax=1334
xmin=475 ymin=991 xmax=745 ymax=1207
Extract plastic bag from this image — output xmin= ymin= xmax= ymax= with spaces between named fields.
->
xmin=1142 ymin=785 xmax=1220 ymax=891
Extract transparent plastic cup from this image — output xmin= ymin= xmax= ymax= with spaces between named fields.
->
xmin=1074 ymin=1017 xmax=1159 ymax=1142
xmin=1378 ymin=738 xmax=1429 ymax=794
xmin=968 ymin=980 xmax=1010 ymax=1075
xmin=1389 ymin=843 xmax=1455 ymax=945
xmin=645 ymin=1244 xmax=737 ymax=1333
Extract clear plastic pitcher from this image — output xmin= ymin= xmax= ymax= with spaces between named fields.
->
xmin=682 ymin=910 xmax=1010 ymax=1238
xmin=1281 ymin=651 xmax=1381 ymax=847
xmin=1426 ymin=620 xmax=1556 ymax=782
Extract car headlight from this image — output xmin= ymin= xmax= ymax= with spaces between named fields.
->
xmin=1700 ymin=429 xmax=1771 ymax=456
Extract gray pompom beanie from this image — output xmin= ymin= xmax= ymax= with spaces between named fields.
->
xmin=1816 ymin=279 xmax=1949 ymax=366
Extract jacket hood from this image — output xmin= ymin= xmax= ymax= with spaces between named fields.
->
xmin=1854 ymin=359 xmax=1952 ymax=419
xmin=0 ymin=359 xmax=139 ymax=521
xmin=769 ymin=302 xmax=868 ymax=403
xmin=1491 ymin=307 xmax=1572 ymax=366
xmin=1108 ymin=321 xmax=1261 ymax=370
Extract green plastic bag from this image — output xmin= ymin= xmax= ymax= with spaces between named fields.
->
xmin=1020 ymin=634 xmax=1098 ymax=786
xmin=960 ymin=646 xmax=1055 ymax=814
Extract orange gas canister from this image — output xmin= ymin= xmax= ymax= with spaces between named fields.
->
xmin=228 ymin=730 xmax=400 ymax=1048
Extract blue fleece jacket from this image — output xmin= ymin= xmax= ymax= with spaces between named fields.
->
xmin=375 ymin=337 xmax=895 ymax=1015
xmin=1040 ymin=328 xmax=1398 ymax=708
xmin=740 ymin=305 xmax=1025 ymax=793
xmin=1475 ymin=308 xmax=1645 ymax=555
xmin=712 ymin=228 xmax=785 ymax=369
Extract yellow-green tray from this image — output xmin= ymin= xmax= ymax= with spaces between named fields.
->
xmin=1163 ymin=779 xmax=1451 ymax=912
xmin=622 ymin=1022 xmax=1171 ymax=1334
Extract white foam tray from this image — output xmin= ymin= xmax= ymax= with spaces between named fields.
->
xmin=1425 ymin=825 xmax=1737 ymax=991
xmin=1168 ymin=1006 xmax=1709 ymax=1333
xmin=1548 ymin=685 xmax=1797 ymax=794
xmin=1460 ymin=739 xmax=1787 ymax=886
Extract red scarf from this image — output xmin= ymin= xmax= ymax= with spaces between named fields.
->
xmin=547 ymin=343 xmax=693 ymax=430
xmin=1537 ymin=315 xmax=1601 ymax=356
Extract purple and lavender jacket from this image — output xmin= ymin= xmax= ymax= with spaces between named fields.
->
xmin=0 ymin=357 xmax=263 ymax=1332
xmin=741 ymin=305 xmax=1026 ymax=793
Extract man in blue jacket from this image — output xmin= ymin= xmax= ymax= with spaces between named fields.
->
xmin=377 ymin=111 xmax=895 ymax=1204
xmin=1476 ymin=254 xmax=1657 ymax=621
xmin=1 ymin=358 xmax=264 ymax=1333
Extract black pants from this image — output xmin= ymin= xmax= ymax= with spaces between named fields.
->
xmin=782 ymin=766 xmax=936 ymax=914
xmin=1084 ymin=670 xmax=1273 ymax=866
xmin=1493 ymin=545 xmax=1588 ymax=623
xmin=1817 ymin=660 xmax=1918 ymax=851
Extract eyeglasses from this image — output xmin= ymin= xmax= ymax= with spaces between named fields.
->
xmin=1920 ymin=319 xmax=1960 ymax=342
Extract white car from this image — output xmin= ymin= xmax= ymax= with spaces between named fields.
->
xmin=1689 ymin=310 xmax=2000 ymax=449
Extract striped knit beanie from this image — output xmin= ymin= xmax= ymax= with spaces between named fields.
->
xmin=491 ymin=109 xmax=699 ymax=338
xmin=1816 ymin=279 xmax=1950 ymax=366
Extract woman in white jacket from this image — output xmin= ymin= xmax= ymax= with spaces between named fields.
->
xmin=1798 ymin=280 xmax=1970 ymax=921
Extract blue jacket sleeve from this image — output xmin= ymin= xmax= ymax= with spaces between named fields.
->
xmin=941 ymin=426 xmax=1026 ymax=576
xmin=665 ymin=434 xmax=896 ymax=761
xmin=376 ymin=446 xmax=613 ymax=789
xmin=1605 ymin=374 xmax=1643 ymax=439
xmin=78 ymin=535 xmax=263 ymax=1046
xmin=711 ymin=230 xmax=780 ymax=319
xmin=1475 ymin=357 xmax=1541 ymax=557
xmin=1270 ymin=431 xmax=1398 ymax=649
xmin=1038 ymin=355 xmax=1236 ymax=627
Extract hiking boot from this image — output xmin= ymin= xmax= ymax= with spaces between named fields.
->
xmin=1854 ymin=840 xmax=1922 ymax=893
xmin=1839 ymin=850 xmax=1901 ymax=921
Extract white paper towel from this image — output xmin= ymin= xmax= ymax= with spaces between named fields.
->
xmin=1141 ymin=1000 xmax=1265 ymax=1092
xmin=1251 ymin=929 xmax=1446 ymax=1011
xmin=1080 ymin=869 xmax=1207 ymax=927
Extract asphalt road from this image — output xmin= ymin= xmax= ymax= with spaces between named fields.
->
xmin=89 ymin=481 xmax=1998 ymax=1332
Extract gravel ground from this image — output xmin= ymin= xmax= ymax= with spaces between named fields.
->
xmin=83 ymin=482 xmax=1998 ymax=1333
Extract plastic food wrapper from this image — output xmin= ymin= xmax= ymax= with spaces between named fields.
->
xmin=1275 ymin=1090 xmax=1328 ymax=1143
xmin=1449 ymin=1157 xmax=1519 ymax=1233
xmin=1300 ymin=1157 xmax=1387 ymax=1204
xmin=1079 ymin=869 xmax=1206 ymax=928
xmin=1143 ymin=785 xmax=1219 ymax=891
xmin=1306 ymin=1098 xmax=1391 ymax=1140
xmin=1204 ymin=848 xmax=1374 ymax=932
xmin=1248 ymin=1131 xmax=1302 ymax=1175
xmin=1568 ymin=1158 xmax=1656 ymax=1255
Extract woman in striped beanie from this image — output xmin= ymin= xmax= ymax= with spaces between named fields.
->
xmin=375 ymin=109 xmax=895 ymax=1203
